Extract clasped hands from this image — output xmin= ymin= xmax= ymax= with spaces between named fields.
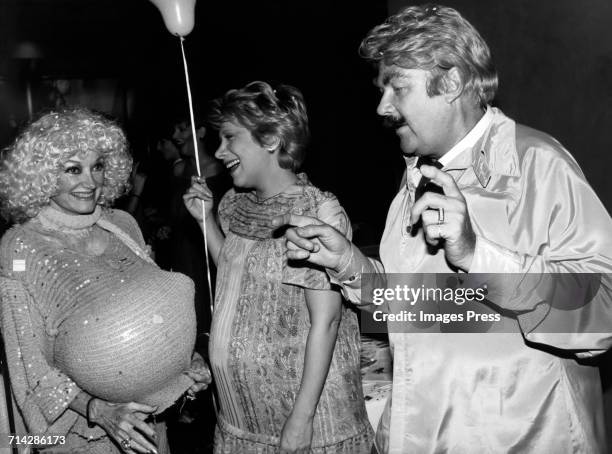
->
xmin=89 ymin=352 xmax=211 ymax=454
xmin=272 ymin=165 xmax=476 ymax=272
xmin=184 ymin=351 xmax=212 ymax=399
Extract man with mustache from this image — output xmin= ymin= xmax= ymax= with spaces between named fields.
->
xmin=273 ymin=4 xmax=612 ymax=453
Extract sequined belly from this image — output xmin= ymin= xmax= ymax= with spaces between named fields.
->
xmin=54 ymin=270 xmax=196 ymax=411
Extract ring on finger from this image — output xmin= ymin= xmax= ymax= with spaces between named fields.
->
xmin=437 ymin=207 xmax=445 ymax=225
xmin=120 ymin=438 xmax=131 ymax=450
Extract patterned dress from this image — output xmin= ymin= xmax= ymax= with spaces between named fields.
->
xmin=210 ymin=174 xmax=373 ymax=453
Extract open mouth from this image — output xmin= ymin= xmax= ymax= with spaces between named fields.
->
xmin=225 ymin=158 xmax=240 ymax=173
xmin=71 ymin=192 xmax=95 ymax=201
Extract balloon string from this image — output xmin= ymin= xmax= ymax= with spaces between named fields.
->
xmin=179 ymin=36 xmax=219 ymax=419
xmin=179 ymin=37 xmax=215 ymax=318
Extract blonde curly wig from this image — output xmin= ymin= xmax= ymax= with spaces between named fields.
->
xmin=0 ymin=107 xmax=132 ymax=223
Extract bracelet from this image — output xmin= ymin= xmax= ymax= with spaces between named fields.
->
xmin=130 ymin=194 xmax=141 ymax=199
xmin=86 ymin=397 xmax=97 ymax=428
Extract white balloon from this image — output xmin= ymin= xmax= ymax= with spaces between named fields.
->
xmin=149 ymin=0 xmax=196 ymax=37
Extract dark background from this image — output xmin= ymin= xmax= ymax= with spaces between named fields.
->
xmin=0 ymin=0 xmax=398 ymax=243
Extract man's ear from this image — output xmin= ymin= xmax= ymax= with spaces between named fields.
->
xmin=443 ymin=67 xmax=464 ymax=103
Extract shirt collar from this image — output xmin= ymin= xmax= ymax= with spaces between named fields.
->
xmin=439 ymin=107 xmax=493 ymax=168
xmin=403 ymin=108 xmax=493 ymax=172
xmin=403 ymin=107 xmax=522 ymax=189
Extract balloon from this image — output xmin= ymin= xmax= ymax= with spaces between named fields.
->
xmin=149 ymin=0 xmax=196 ymax=37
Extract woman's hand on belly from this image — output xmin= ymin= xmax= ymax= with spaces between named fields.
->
xmin=89 ymin=399 xmax=159 ymax=453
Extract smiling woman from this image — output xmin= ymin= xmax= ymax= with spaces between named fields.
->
xmin=0 ymin=107 xmax=211 ymax=454
xmin=50 ymin=151 xmax=106 ymax=215
xmin=184 ymin=82 xmax=374 ymax=453
xmin=0 ymin=108 xmax=131 ymax=223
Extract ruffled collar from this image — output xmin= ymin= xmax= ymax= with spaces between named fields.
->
xmin=36 ymin=205 xmax=102 ymax=234
xmin=226 ymin=173 xmax=321 ymax=240
xmin=243 ymin=173 xmax=309 ymax=205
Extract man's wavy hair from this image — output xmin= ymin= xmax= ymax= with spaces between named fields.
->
xmin=360 ymin=4 xmax=498 ymax=108
xmin=208 ymin=81 xmax=310 ymax=172
xmin=0 ymin=107 xmax=132 ymax=223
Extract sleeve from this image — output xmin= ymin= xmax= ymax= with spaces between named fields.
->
xmin=0 ymin=276 xmax=81 ymax=435
xmin=327 ymin=245 xmax=385 ymax=305
xmin=282 ymin=194 xmax=352 ymax=290
xmin=468 ymin=146 xmax=612 ymax=355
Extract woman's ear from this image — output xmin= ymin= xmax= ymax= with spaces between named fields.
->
xmin=264 ymin=136 xmax=281 ymax=153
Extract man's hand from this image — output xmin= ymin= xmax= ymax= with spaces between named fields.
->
xmin=410 ymin=165 xmax=476 ymax=271
xmin=271 ymin=214 xmax=351 ymax=272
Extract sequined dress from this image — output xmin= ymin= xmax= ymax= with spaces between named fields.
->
xmin=210 ymin=175 xmax=374 ymax=453
xmin=0 ymin=207 xmax=196 ymax=453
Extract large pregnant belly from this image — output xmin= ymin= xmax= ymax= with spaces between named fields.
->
xmin=54 ymin=271 xmax=196 ymax=412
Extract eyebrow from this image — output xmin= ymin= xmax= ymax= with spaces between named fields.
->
xmin=63 ymin=158 xmax=104 ymax=165
xmin=375 ymin=69 xmax=412 ymax=87
xmin=220 ymin=126 xmax=239 ymax=134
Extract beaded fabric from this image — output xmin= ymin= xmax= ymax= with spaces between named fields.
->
xmin=0 ymin=207 xmax=196 ymax=449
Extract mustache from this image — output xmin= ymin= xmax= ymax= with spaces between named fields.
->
xmin=383 ymin=115 xmax=406 ymax=129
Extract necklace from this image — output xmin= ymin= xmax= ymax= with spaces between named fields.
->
xmin=254 ymin=176 xmax=301 ymax=203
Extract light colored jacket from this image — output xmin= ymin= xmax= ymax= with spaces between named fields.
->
xmin=339 ymin=108 xmax=612 ymax=453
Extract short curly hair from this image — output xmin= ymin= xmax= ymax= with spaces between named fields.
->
xmin=0 ymin=107 xmax=132 ymax=223
xmin=360 ymin=4 xmax=498 ymax=108
xmin=208 ymin=81 xmax=310 ymax=172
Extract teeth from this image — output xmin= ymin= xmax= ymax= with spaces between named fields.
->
xmin=226 ymin=159 xmax=240 ymax=169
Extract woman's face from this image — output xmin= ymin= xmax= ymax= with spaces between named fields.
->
xmin=50 ymin=150 xmax=105 ymax=215
xmin=214 ymin=121 xmax=276 ymax=190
